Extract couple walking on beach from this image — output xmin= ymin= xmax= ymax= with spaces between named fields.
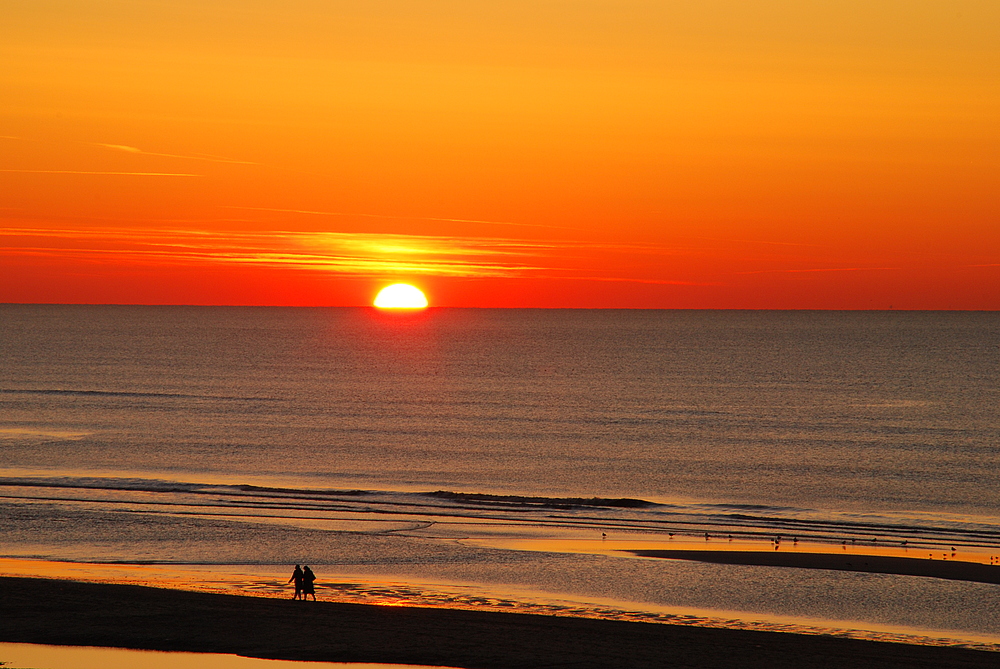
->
xmin=289 ymin=564 xmax=317 ymax=600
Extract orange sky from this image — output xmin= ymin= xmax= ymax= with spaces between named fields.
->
xmin=2 ymin=1 xmax=998 ymax=308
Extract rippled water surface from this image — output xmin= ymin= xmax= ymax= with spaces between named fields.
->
xmin=2 ymin=306 xmax=999 ymax=645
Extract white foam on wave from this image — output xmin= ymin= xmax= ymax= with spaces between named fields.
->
xmin=4 ymin=472 xmax=1000 ymax=555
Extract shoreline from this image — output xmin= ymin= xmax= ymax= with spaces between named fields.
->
xmin=3 ymin=576 xmax=1000 ymax=669
xmin=3 ymin=555 xmax=1000 ymax=651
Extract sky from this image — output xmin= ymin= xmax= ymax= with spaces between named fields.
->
xmin=1 ymin=0 xmax=998 ymax=308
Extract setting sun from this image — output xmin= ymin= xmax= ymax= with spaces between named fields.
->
xmin=373 ymin=284 xmax=428 ymax=309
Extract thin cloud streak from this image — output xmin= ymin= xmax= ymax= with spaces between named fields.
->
xmin=0 ymin=227 xmax=722 ymax=286
xmin=0 ymin=246 xmax=535 ymax=276
xmin=525 ymin=274 xmax=720 ymax=286
xmin=0 ymin=214 xmax=701 ymax=257
xmin=735 ymin=267 xmax=901 ymax=274
xmin=556 ymin=276 xmax=721 ymax=286
xmin=223 ymin=205 xmax=577 ymax=230
xmin=0 ymin=170 xmax=201 ymax=177
xmin=0 ymin=227 xmax=545 ymax=278
xmin=94 ymin=143 xmax=259 ymax=165
xmin=698 ymin=236 xmax=824 ymax=248
xmin=0 ymin=226 xmax=694 ymax=285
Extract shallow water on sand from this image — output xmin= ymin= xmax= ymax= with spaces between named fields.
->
xmin=3 ymin=558 xmax=1000 ymax=653
xmin=1 ymin=306 xmax=999 ymax=645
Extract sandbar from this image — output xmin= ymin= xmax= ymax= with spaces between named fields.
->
xmin=629 ymin=549 xmax=1000 ymax=584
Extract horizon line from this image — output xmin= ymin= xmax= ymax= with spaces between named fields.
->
xmin=0 ymin=302 xmax=994 ymax=312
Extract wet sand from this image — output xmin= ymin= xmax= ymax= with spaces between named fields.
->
xmin=2 ymin=576 xmax=998 ymax=669
xmin=629 ymin=549 xmax=1000 ymax=584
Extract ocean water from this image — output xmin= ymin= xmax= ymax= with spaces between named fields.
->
xmin=2 ymin=305 xmax=999 ymax=646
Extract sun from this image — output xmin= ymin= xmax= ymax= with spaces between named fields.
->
xmin=373 ymin=283 xmax=429 ymax=309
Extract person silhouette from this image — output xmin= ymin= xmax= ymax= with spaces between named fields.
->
xmin=288 ymin=564 xmax=304 ymax=600
xmin=302 ymin=565 xmax=317 ymax=601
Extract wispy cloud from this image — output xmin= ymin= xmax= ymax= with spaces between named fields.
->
xmin=223 ymin=205 xmax=577 ymax=230
xmin=97 ymin=144 xmax=141 ymax=153
xmin=94 ymin=143 xmax=258 ymax=166
xmin=0 ymin=169 xmax=201 ymax=177
xmin=0 ymin=227 xmax=544 ymax=277
xmin=0 ymin=226 xmax=711 ymax=286
xmin=0 ymin=134 xmax=258 ymax=169
xmin=698 ymin=236 xmax=823 ymax=248
xmin=735 ymin=267 xmax=901 ymax=274
xmin=548 ymin=275 xmax=722 ymax=286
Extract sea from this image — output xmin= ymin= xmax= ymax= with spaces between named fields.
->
xmin=2 ymin=305 xmax=999 ymax=648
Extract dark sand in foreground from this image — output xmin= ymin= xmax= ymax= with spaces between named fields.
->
xmin=2 ymin=577 xmax=998 ymax=668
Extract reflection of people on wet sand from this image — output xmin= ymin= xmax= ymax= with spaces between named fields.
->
xmin=288 ymin=565 xmax=304 ymax=600
xmin=302 ymin=565 xmax=317 ymax=601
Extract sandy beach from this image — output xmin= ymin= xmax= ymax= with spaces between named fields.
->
xmin=2 ymin=576 xmax=998 ymax=669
